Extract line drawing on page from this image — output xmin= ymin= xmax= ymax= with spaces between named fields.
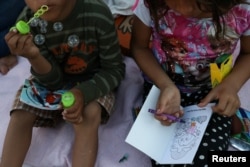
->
xmin=170 ymin=114 xmax=208 ymax=160
xmin=126 ymin=85 xmax=213 ymax=164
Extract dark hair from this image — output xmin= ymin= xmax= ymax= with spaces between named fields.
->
xmin=144 ymin=0 xmax=248 ymax=39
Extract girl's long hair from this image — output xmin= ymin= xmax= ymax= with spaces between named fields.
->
xmin=144 ymin=0 xmax=248 ymax=39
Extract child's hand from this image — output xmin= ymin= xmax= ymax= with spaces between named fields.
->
xmin=62 ymin=88 xmax=84 ymax=124
xmin=155 ymin=84 xmax=183 ymax=126
xmin=198 ymin=82 xmax=240 ymax=117
xmin=4 ymin=29 xmax=40 ymax=59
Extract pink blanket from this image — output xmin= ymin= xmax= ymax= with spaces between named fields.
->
xmin=0 ymin=56 xmax=152 ymax=167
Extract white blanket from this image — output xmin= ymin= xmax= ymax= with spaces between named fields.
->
xmin=0 ymin=56 xmax=152 ymax=167
xmin=102 ymin=0 xmax=136 ymax=16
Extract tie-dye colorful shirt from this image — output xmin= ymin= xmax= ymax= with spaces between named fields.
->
xmin=134 ymin=0 xmax=250 ymax=93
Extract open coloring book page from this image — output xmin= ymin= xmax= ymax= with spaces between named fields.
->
xmin=126 ymin=85 xmax=214 ymax=164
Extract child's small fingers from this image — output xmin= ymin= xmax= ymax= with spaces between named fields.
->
xmin=160 ymin=120 xmax=173 ymax=126
xmin=62 ymin=110 xmax=81 ymax=120
xmin=63 ymin=116 xmax=82 ymax=124
xmin=173 ymin=110 xmax=184 ymax=118
xmin=64 ymin=113 xmax=77 ymax=120
xmin=62 ymin=109 xmax=67 ymax=115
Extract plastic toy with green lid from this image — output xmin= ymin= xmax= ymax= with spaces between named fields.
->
xmin=61 ymin=92 xmax=75 ymax=108
xmin=11 ymin=5 xmax=48 ymax=34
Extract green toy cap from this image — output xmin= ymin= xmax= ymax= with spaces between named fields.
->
xmin=16 ymin=20 xmax=30 ymax=34
xmin=61 ymin=92 xmax=75 ymax=108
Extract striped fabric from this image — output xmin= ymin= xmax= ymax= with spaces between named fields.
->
xmin=17 ymin=0 xmax=125 ymax=104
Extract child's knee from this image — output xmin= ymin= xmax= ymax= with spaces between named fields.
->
xmin=10 ymin=109 xmax=36 ymax=124
xmin=82 ymin=101 xmax=102 ymax=125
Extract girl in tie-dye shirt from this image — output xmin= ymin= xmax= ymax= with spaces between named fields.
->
xmin=132 ymin=0 xmax=250 ymax=166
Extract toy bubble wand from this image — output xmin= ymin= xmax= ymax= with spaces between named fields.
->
xmin=61 ymin=92 xmax=75 ymax=108
xmin=11 ymin=5 xmax=49 ymax=34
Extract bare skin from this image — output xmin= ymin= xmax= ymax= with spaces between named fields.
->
xmin=131 ymin=0 xmax=250 ymax=126
xmin=0 ymin=0 xmax=102 ymax=167
xmin=0 ymin=99 xmax=102 ymax=167
xmin=0 ymin=54 xmax=18 ymax=75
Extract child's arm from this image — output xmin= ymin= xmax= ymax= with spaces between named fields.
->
xmin=5 ymin=7 xmax=64 ymax=90
xmin=5 ymin=30 xmax=63 ymax=90
xmin=131 ymin=16 xmax=183 ymax=125
xmin=131 ymin=16 xmax=174 ymax=90
xmin=199 ymin=36 xmax=250 ymax=116
xmin=5 ymin=30 xmax=51 ymax=74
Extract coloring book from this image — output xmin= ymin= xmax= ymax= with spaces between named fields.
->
xmin=20 ymin=79 xmax=66 ymax=110
xmin=125 ymin=85 xmax=214 ymax=164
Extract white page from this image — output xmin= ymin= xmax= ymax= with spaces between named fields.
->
xmin=126 ymin=86 xmax=176 ymax=161
xmin=126 ymin=85 xmax=213 ymax=164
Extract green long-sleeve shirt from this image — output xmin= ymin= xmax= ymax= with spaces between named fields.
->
xmin=18 ymin=0 xmax=125 ymax=104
